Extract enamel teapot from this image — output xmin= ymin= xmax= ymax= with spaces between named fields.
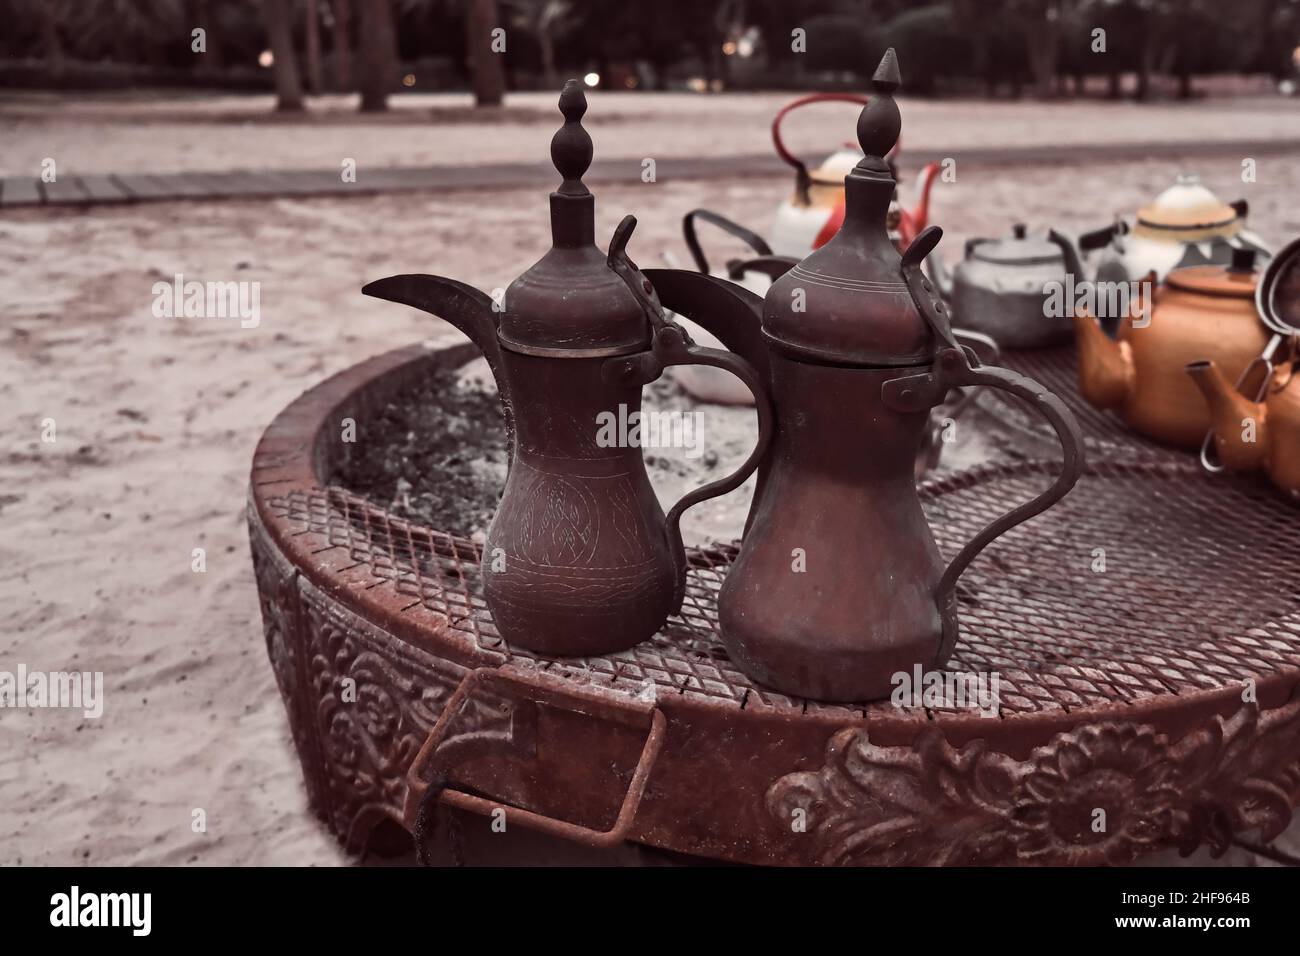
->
xmin=1074 ymin=249 xmax=1272 ymax=449
xmin=647 ymin=51 xmax=1083 ymax=701
xmin=1089 ymin=174 xmax=1269 ymax=283
xmin=363 ymin=81 xmax=772 ymax=657
xmin=927 ymin=223 xmax=1117 ymax=349
xmin=1187 ymin=236 xmax=1300 ymax=501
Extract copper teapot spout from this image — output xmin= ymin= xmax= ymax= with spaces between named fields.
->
xmin=1186 ymin=359 xmax=1268 ymax=471
xmin=1072 ymin=307 xmax=1134 ymax=410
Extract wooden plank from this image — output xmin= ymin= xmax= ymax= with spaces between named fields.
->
xmin=40 ymin=176 xmax=91 ymax=205
xmin=158 ymin=171 xmax=219 ymax=198
xmin=111 ymin=174 xmax=181 ymax=200
xmin=78 ymin=174 xmax=134 ymax=204
xmin=0 ymin=177 xmax=44 ymax=207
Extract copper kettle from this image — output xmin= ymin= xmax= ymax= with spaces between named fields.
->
xmin=1074 ymin=249 xmax=1270 ymax=449
xmin=363 ymin=81 xmax=773 ymax=656
xmin=649 ymin=51 xmax=1084 ymax=701
xmin=1187 ymin=236 xmax=1300 ymax=501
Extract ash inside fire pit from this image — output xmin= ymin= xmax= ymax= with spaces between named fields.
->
xmin=328 ymin=355 xmax=766 ymax=543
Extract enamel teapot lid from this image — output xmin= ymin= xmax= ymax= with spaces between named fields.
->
xmin=498 ymin=81 xmax=650 ymax=357
xmin=762 ymin=49 xmax=935 ymax=367
xmin=1136 ymin=175 xmax=1240 ymax=232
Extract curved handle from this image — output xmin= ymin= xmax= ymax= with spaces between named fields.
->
xmin=407 ymin=667 xmax=666 ymax=862
xmin=771 ymin=93 xmax=871 ymax=202
xmin=724 ymin=254 xmax=798 ymax=282
xmin=606 ymin=216 xmax=775 ymax=608
xmin=891 ymin=226 xmax=1084 ymax=662
xmin=654 ymin=330 xmax=774 ymax=606
xmin=682 ymin=208 xmax=772 ymax=275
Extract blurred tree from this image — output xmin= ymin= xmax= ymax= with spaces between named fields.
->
xmin=38 ymin=0 xmax=65 ymax=76
xmin=878 ymin=3 xmax=973 ymax=94
xmin=505 ymin=0 xmax=578 ymax=89
xmin=191 ymin=0 xmax=224 ymax=68
xmin=358 ymin=0 xmax=397 ymax=110
xmin=333 ymin=0 xmax=355 ymax=89
xmin=261 ymin=0 xmax=305 ymax=109
xmin=466 ymin=0 xmax=508 ymax=104
xmin=304 ymin=0 xmax=324 ymax=93
xmin=1010 ymin=0 xmax=1070 ymax=98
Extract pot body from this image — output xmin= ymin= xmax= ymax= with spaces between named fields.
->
xmin=483 ymin=350 xmax=675 ymax=655
xmin=1265 ymin=384 xmax=1300 ymax=500
xmin=950 ymin=256 xmax=1073 ymax=348
xmin=771 ymin=184 xmax=843 ymax=258
xmin=1117 ymin=285 xmax=1270 ymax=448
xmin=718 ymin=354 xmax=948 ymax=701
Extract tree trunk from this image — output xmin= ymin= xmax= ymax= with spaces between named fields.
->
xmin=537 ymin=23 xmax=558 ymax=90
xmin=1136 ymin=39 xmax=1155 ymax=101
xmin=40 ymin=1 xmax=64 ymax=77
xmin=192 ymin=0 xmax=223 ymax=68
xmin=304 ymin=0 xmax=323 ymax=94
xmin=466 ymin=0 xmax=506 ymax=106
xmin=358 ymin=0 xmax=397 ymax=112
xmin=262 ymin=0 xmax=305 ymax=111
xmin=333 ymin=0 xmax=354 ymax=90
xmin=1023 ymin=10 xmax=1060 ymax=99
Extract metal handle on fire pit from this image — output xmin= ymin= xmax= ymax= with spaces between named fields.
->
xmin=406 ymin=667 xmax=667 ymax=861
xmin=888 ymin=226 xmax=1086 ymax=662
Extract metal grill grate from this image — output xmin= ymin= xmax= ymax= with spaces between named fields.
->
xmin=264 ymin=457 xmax=1300 ymax=719
xmin=980 ymin=345 xmax=1184 ymax=461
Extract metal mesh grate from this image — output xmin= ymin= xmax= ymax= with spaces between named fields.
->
xmin=980 ymin=345 xmax=1184 ymax=461
xmin=264 ymin=457 xmax=1300 ymax=719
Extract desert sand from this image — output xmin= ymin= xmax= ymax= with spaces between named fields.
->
xmin=2 ymin=91 xmax=1298 ymax=865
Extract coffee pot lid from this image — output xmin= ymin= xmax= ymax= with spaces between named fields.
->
xmin=497 ymin=81 xmax=649 ymax=357
xmin=761 ymin=49 xmax=934 ymax=367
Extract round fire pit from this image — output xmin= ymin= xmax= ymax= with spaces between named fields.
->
xmin=249 ymin=342 xmax=1300 ymax=866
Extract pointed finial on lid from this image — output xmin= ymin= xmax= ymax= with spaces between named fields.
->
xmin=551 ymin=79 xmax=593 ymax=197
xmin=855 ymin=48 xmax=902 ymax=171
xmin=872 ymin=47 xmax=901 ymax=92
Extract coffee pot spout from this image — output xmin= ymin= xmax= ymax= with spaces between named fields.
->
xmin=362 ymin=274 xmax=508 ymax=394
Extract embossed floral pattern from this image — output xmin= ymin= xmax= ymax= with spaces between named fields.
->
xmin=768 ymin=700 xmax=1300 ymax=866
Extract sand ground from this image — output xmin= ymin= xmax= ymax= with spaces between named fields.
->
xmin=2 ymin=91 xmax=1299 ymax=865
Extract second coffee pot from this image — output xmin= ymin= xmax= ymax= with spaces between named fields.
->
xmin=651 ymin=50 xmax=1084 ymax=700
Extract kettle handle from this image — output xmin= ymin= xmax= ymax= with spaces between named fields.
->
xmin=682 ymin=208 xmax=773 ymax=275
xmin=891 ymin=227 xmax=1085 ymax=662
xmin=605 ymin=216 xmax=776 ymax=610
xmin=771 ymin=93 xmax=874 ymax=203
